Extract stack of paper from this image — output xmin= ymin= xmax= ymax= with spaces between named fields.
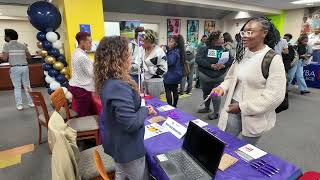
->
xmin=185 ymin=119 xmax=208 ymax=128
xmin=144 ymin=123 xmax=168 ymax=140
xmin=157 ymin=105 xmax=175 ymax=112
xmin=235 ymin=144 xmax=267 ymax=162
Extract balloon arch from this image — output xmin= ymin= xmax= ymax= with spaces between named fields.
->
xmin=27 ymin=1 xmax=72 ymax=102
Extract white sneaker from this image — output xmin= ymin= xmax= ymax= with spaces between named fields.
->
xmin=28 ymin=103 xmax=35 ymax=108
xmin=17 ymin=105 xmax=23 ymax=110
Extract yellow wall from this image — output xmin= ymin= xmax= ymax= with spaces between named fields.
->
xmin=59 ymin=0 xmax=105 ymax=64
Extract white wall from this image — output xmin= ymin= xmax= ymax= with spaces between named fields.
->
xmin=104 ymin=12 xmax=222 ymax=45
xmin=283 ymin=8 xmax=305 ymax=42
xmin=222 ymin=18 xmax=248 ymax=39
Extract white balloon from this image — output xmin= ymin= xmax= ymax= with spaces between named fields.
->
xmin=45 ymin=76 xmax=54 ymax=84
xmin=52 ymin=40 xmax=62 ymax=49
xmin=44 ymin=71 xmax=48 ymax=76
xmin=62 ymin=87 xmax=68 ymax=94
xmin=46 ymin=32 xmax=58 ymax=43
xmin=50 ymin=81 xmax=61 ymax=90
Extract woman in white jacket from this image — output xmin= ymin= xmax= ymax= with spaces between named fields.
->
xmin=212 ymin=17 xmax=286 ymax=145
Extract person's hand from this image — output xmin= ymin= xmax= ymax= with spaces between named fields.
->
xmin=211 ymin=86 xmax=224 ymax=96
xmin=216 ymin=64 xmax=225 ymax=70
xmin=147 ymin=105 xmax=157 ymax=116
xmin=211 ymin=64 xmax=219 ymax=70
xmin=227 ymin=103 xmax=241 ymax=114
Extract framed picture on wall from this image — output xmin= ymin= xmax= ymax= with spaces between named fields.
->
xmin=120 ymin=21 xmax=140 ymax=40
xmin=204 ymin=20 xmax=215 ymax=35
xmin=187 ymin=20 xmax=199 ymax=50
xmin=167 ymin=19 xmax=181 ymax=44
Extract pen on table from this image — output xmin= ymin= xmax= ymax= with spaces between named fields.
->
xmin=260 ymin=159 xmax=280 ymax=172
xmin=255 ymin=161 xmax=279 ymax=173
xmin=250 ymin=164 xmax=272 ymax=177
xmin=251 ymin=162 xmax=276 ymax=175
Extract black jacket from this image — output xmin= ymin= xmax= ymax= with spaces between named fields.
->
xmin=196 ymin=45 xmax=234 ymax=78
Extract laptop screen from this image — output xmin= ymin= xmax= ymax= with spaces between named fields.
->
xmin=183 ymin=122 xmax=225 ymax=176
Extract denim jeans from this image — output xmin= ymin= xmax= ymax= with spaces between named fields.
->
xmin=180 ymin=63 xmax=195 ymax=93
xmin=288 ymin=60 xmax=308 ymax=91
xmin=225 ymin=113 xmax=261 ymax=145
xmin=312 ymin=49 xmax=320 ymax=63
xmin=9 ymin=66 xmax=33 ymax=106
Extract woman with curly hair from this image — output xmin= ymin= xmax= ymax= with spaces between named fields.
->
xmin=94 ymin=36 xmax=156 ymax=180
xmin=141 ymin=29 xmax=167 ymax=97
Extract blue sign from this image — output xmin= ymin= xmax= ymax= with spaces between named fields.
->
xmin=80 ymin=24 xmax=91 ymax=34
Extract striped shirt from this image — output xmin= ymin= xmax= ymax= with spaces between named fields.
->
xmin=2 ymin=40 xmax=29 ymax=66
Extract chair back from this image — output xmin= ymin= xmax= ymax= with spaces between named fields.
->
xmin=29 ymin=91 xmax=50 ymax=126
xmin=51 ymin=88 xmax=71 ymax=121
xmin=93 ymin=149 xmax=110 ymax=180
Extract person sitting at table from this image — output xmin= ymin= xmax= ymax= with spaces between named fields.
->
xmin=288 ymin=34 xmax=312 ymax=95
xmin=2 ymin=29 xmax=34 ymax=110
xmin=163 ymin=35 xmax=185 ymax=107
xmin=211 ymin=17 xmax=286 ymax=145
xmin=94 ymin=36 xmax=157 ymax=180
xmin=69 ymin=32 xmax=95 ymax=117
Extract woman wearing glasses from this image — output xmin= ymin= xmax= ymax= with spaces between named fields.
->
xmin=211 ymin=17 xmax=286 ymax=145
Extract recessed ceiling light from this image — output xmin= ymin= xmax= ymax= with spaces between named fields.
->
xmin=306 ymin=3 xmax=314 ymax=5
xmin=291 ymin=0 xmax=320 ymax=4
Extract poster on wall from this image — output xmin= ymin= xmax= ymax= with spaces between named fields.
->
xmin=187 ymin=20 xmax=199 ymax=50
xmin=120 ymin=21 xmax=140 ymax=39
xmin=167 ymin=19 xmax=181 ymax=44
xmin=204 ymin=20 xmax=215 ymax=35
xmin=301 ymin=8 xmax=320 ymax=35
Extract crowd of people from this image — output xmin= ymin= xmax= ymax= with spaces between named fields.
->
xmin=55 ymin=17 xmax=318 ymax=179
xmin=3 ymin=16 xmax=320 ymax=180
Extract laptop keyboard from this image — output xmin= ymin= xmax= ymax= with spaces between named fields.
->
xmin=169 ymin=152 xmax=204 ymax=180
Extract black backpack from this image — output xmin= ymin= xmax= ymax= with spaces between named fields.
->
xmin=261 ymin=49 xmax=289 ymax=113
xmin=282 ymin=45 xmax=296 ymax=73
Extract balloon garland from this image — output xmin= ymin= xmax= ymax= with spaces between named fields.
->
xmin=27 ymin=1 xmax=72 ymax=102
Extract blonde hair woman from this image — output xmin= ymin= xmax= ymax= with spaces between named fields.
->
xmin=94 ymin=36 xmax=156 ymax=180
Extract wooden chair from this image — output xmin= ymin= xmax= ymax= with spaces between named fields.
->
xmin=29 ymin=91 xmax=78 ymax=145
xmin=29 ymin=91 xmax=50 ymax=145
xmin=93 ymin=149 xmax=111 ymax=180
xmin=50 ymin=88 xmax=100 ymax=145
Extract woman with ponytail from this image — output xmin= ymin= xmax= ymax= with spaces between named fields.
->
xmin=211 ymin=17 xmax=286 ymax=145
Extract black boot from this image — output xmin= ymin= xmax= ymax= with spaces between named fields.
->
xmin=208 ymin=113 xmax=219 ymax=120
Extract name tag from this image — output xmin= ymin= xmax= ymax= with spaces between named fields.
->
xmin=162 ymin=117 xmax=187 ymax=139
xmin=207 ymin=49 xmax=217 ymax=58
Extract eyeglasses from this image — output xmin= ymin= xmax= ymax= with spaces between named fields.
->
xmin=239 ymin=31 xmax=254 ymax=37
xmin=239 ymin=29 xmax=265 ymax=37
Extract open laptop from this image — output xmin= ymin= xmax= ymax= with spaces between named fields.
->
xmin=155 ymin=121 xmax=225 ymax=180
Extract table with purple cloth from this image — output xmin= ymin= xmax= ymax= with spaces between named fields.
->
xmin=99 ymin=98 xmax=302 ymax=180
xmin=303 ymin=62 xmax=320 ymax=89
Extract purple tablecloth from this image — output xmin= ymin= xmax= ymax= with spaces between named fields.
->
xmin=99 ymin=98 xmax=302 ymax=180
xmin=144 ymin=98 xmax=302 ymax=180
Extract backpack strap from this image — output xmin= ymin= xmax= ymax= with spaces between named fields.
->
xmin=261 ymin=49 xmax=277 ymax=79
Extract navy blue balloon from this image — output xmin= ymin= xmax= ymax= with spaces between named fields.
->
xmin=27 ymin=1 xmax=62 ymax=32
xmin=42 ymin=63 xmax=52 ymax=71
xmin=48 ymin=48 xmax=60 ymax=58
xmin=56 ymin=74 xmax=66 ymax=83
xmin=48 ymin=88 xmax=54 ymax=95
xmin=37 ymin=32 xmax=46 ymax=41
xmin=57 ymin=55 xmax=65 ymax=62
xmin=55 ymin=32 xmax=61 ymax=40
xmin=42 ymin=41 xmax=52 ymax=50
xmin=48 ymin=69 xmax=59 ymax=77
xmin=61 ymin=81 xmax=69 ymax=88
